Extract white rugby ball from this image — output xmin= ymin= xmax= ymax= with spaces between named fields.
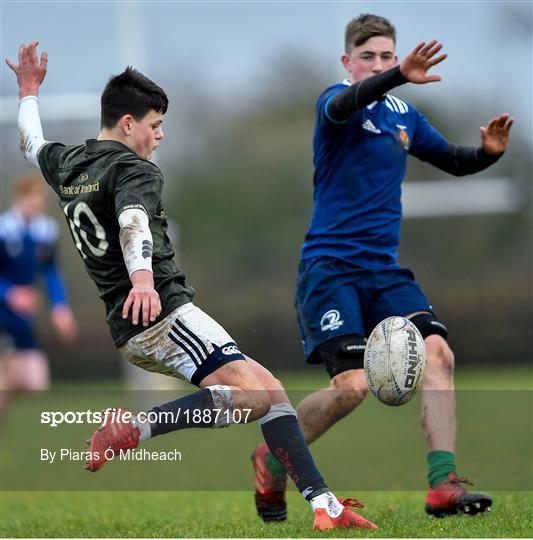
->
xmin=364 ymin=316 xmax=427 ymax=406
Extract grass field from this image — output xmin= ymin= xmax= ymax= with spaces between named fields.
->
xmin=2 ymin=491 xmax=531 ymax=538
xmin=1 ymin=365 xmax=531 ymax=537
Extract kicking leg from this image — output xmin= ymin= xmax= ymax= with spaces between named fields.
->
xmin=86 ymin=358 xmax=272 ymax=472
xmin=85 ymin=304 xmax=272 ymax=471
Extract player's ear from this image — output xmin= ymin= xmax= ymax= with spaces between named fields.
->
xmin=341 ymin=53 xmax=351 ymax=71
xmin=119 ymin=115 xmax=134 ymax=136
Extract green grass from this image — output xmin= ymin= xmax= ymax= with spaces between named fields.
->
xmin=1 ymin=491 xmax=531 ymax=537
xmin=1 ymin=365 xmax=531 ymax=537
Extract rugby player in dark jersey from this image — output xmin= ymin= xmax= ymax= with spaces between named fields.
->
xmin=6 ymin=40 xmax=378 ymax=530
xmin=252 ymin=14 xmax=513 ymax=521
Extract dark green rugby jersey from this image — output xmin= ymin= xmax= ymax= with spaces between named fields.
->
xmin=37 ymin=139 xmax=195 ymax=347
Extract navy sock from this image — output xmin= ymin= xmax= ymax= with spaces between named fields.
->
xmin=148 ymin=388 xmax=218 ymax=436
xmin=260 ymin=403 xmax=328 ymax=500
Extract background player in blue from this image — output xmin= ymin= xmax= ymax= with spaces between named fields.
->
xmin=6 ymin=40 xmax=379 ymax=531
xmin=0 ymin=171 xmax=78 ymax=413
xmin=253 ymin=14 xmax=513 ymax=520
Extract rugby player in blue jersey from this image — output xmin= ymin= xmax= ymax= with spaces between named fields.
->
xmin=0 ymin=171 xmax=78 ymax=414
xmin=253 ymin=13 xmax=513 ymax=520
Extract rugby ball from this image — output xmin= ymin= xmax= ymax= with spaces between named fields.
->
xmin=364 ymin=316 xmax=426 ymax=406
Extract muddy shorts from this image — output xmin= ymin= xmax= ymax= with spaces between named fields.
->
xmin=119 ymin=302 xmax=245 ymax=386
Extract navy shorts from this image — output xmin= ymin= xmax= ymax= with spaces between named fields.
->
xmin=0 ymin=303 xmax=38 ymax=350
xmin=295 ymin=258 xmax=433 ymax=363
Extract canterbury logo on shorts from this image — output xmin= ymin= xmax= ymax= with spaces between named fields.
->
xmin=221 ymin=344 xmax=241 ymax=356
xmin=167 ymin=319 xmax=243 ymax=367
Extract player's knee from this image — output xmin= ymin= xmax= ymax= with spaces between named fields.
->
xmin=330 ymin=370 xmax=368 ymax=413
xmin=259 ymin=369 xmax=285 ymax=393
xmin=426 ymin=334 xmax=455 ymax=375
xmin=211 ymin=383 xmax=271 ymax=423
xmin=270 ymin=376 xmax=285 ymax=392
xmin=243 ymin=389 xmax=272 ymax=421
xmin=244 ymin=359 xmax=289 ymax=405
xmin=332 ymin=388 xmax=366 ymax=417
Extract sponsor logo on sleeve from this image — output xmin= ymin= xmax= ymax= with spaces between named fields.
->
xmin=141 ymin=240 xmax=153 ymax=259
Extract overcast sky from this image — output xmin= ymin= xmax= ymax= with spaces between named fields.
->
xmin=1 ymin=1 xmax=531 ymax=135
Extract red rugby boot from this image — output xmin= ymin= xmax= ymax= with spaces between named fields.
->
xmin=252 ymin=443 xmax=287 ymax=522
xmin=313 ymin=497 xmax=378 ymax=530
xmin=85 ymin=408 xmax=140 ymax=472
xmin=425 ymin=473 xmax=492 ymax=517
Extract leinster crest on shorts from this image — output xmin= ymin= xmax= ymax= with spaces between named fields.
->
xmin=320 ymin=310 xmax=344 ymax=332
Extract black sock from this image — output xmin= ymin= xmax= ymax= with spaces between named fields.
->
xmin=148 ymin=388 xmax=218 ymax=436
xmin=260 ymin=404 xmax=328 ymax=500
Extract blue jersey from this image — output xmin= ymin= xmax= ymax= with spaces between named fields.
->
xmin=0 ymin=208 xmax=67 ymax=307
xmin=301 ymin=81 xmax=449 ymax=267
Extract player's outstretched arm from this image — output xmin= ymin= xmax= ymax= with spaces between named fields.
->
xmin=411 ymin=112 xmax=514 ymax=177
xmin=399 ymin=40 xmax=447 ymax=84
xmin=6 ymin=41 xmax=48 ymax=99
xmin=6 ymin=42 xmax=49 ymax=167
xmin=326 ymin=40 xmax=446 ymax=123
xmin=480 ymin=113 xmax=514 ymax=155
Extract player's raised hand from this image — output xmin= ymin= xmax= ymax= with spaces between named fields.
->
xmin=122 ymin=270 xmax=162 ymax=327
xmin=480 ymin=113 xmax=514 ymax=155
xmin=5 ymin=41 xmax=48 ymax=99
xmin=399 ymin=40 xmax=447 ymax=84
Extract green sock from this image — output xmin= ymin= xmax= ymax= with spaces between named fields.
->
xmin=266 ymin=452 xmax=287 ymax=478
xmin=427 ymin=450 xmax=456 ymax=488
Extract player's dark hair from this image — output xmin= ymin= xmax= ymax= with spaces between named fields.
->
xmin=100 ymin=66 xmax=168 ymax=129
xmin=345 ymin=14 xmax=396 ymax=53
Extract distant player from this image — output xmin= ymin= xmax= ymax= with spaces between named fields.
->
xmin=0 ymin=171 xmax=78 ymax=412
xmin=6 ymin=41 xmax=377 ymax=531
xmin=252 ymin=14 xmax=513 ymax=520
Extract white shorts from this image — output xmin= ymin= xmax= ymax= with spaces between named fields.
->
xmin=119 ymin=303 xmax=245 ymax=385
